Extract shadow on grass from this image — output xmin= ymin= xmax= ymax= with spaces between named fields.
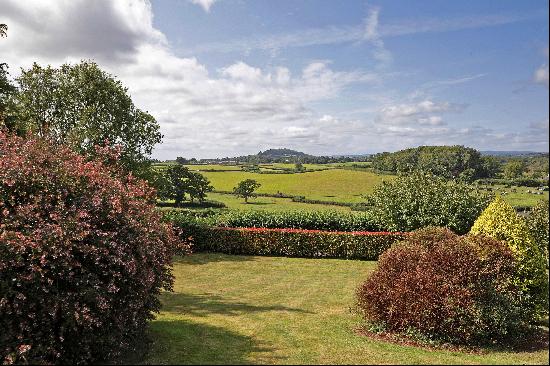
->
xmin=136 ymin=319 xmax=282 ymax=364
xmin=173 ymin=253 xmax=255 ymax=266
xmin=160 ymin=292 xmax=314 ymax=317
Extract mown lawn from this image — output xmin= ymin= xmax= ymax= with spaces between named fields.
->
xmin=140 ymin=254 xmax=549 ymax=365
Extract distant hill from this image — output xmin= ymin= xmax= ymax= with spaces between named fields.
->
xmin=257 ymin=148 xmax=309 ymax=158
xmin=480 ymin=151 xmax=548 ymax=157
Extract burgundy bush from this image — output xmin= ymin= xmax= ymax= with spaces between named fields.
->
xmin=356 ymin=227 xmax=530 ymax=345
xmin=0 ymin=132 xmax=186 ymax=364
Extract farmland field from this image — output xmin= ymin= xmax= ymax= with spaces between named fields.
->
xmin=139 ymin=253 xmax=549 ymax=365
xmin=200 ymin=169 xmax=394 ymax=203
xmin=154 ymin=163 xmax=548 ymax=210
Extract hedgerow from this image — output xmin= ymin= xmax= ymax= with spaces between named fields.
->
xmin=0 ymin=133 xmax=185 ymax=364
xmin=196 ymin=227 xmax=406 ymax=259
xmin=357 ymin=227 xmax=530 ymax=346
xmin=470 ymin=196 xmax=548 ymax=320
xmin=215 ymin=210 xmax=381 ymax=231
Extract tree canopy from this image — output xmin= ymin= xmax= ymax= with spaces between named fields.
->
xmin=11 ymin=61 xmax=162 ymax=176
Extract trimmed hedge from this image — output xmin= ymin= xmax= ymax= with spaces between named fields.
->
xmin=194 ymin=227 xmax=406 ymax=260
xmin=214 ymin=210 xmax=381 ymax=231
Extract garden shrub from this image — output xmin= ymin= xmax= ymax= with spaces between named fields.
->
xmin=470 ymin=196 xmax=549 ymax=319
xmin=364 ymin=172 xmax=493 ymax=234
xmin=525 ymin=200 xmax=549 ymax=266
xmin=197 ymin=227 xmax=405 ymax=259
xmin=0 ymin=133 xmax=185 ymax=364
xmin=356 ymin=227 xmax=530 ymax=346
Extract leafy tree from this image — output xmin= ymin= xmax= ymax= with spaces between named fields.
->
xmin=187 ymin=172 xmax=213 ymax=203
xmin=233 ymin=179 xmax=261 ymax=203
xmin=163 ymin=165 xmax=213 ymax=205
xmin=294 ymin=162 xmax=305 ymax=172
xmin=503 ymin=160 xmax=526 ymax=179
xmin=364 ymin=172 xmax=493 ymax=234
xmin=0 ymin=24 xmax=18 ymax=133
xmin=165 ymin=164 xmax=192 ymax=206
xmin=13 ymin=61 xmax=162 ymax=176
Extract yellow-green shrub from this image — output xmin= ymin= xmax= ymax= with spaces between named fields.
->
xmin=470 ymin=196 xmax=548 ymax=319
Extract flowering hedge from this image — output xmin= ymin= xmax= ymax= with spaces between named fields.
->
xmin=0 ymin=133 xmax=185 ymax=364
xmin=193 ymin=226 xmax=406 ymax=260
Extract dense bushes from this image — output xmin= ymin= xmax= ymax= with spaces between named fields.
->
xmin=0 ymin=133 xmax=184 ymax=364
xmin=370 ymin=145 xmax=493 ymax=180
xmin=470 ymin=197 xmax=548 ymax=319
xmin=364 ymin=172 xmax=493 ymax=234
xmin=526 ymin=200 xmax=549 ymax=266
xmin=195 ymin=227 xmax=404 ymax=260
xmin=357 ymin=227 xmax=530 ymax=346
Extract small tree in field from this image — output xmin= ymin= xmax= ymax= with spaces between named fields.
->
xmin=233 ymin=179 xmax=261 ymax=203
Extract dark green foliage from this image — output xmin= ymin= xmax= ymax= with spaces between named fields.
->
xmin=13 ymin=61 xmax=162 ymax=176
xmin=216 ymin=210 xmax=380 ymax=231
xmin=371 ymin=145 xmax=492 ymax=180
xmin=526 ymin=200 xmax=549 ymax=266
xmin=163 ymin=165 xmax=213 ymax=206
xmin=357 ymin=227 xmax=531 ymax=346
xmin=364 ymin=172 xmax=493 ymax=234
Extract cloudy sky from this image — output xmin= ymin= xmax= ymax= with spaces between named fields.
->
xmin=0 ymin=0 xmax=548 ymax=159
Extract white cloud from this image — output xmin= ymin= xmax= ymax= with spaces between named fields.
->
xmin=188 ymin=11 xmax=542 ymax=55
xmin=534 ymin=47 xmax=549 ymax=88
xmin=362 ymin=7 xmax=392 ymax=66
xmin=376 ymin=99 xmax=464 ymax=126
xmin=0 ymin=0 xmax=547 ymax=157
xmin=189 ymin=0 xmax=217 ymax=12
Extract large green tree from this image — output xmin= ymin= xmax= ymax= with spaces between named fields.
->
xmin=13 ymin=61 xmax=162 ymax=176
xmin=0 ymin=24 xmax=17 ymax=131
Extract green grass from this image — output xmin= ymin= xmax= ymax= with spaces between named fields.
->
xmin=140 ymin=253 xmax=548 ymax=365
xmin=207 ymin=192 xmax=351 ymax=212
xmin=479 ymin=185 xmax=549 ymax=207
xmin=202 ymin=169 xmax=393 ymax=203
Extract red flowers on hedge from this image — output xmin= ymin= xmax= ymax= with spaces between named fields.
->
xmin=0 ymin=132 xmax=186 ymax=364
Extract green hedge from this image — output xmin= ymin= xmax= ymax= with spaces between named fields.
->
xmin=164 ymin=210 xmax=404 ymax=259
xmin=194 ymin=227 xmax=405 ymax=260
xmin=214 ymin=210 xmax=381 ymax=231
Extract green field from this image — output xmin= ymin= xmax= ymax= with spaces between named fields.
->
xmin=153 ymin=163 xmax=548 ymax=210
xmin=208 ymin=192 xmax=351 ymax=212
xmin=140 ymin=253 xmax=548 ymax=365
xmin=201 ymin=169 xmax=393 ymax=203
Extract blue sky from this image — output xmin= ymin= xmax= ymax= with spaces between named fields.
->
xmin=0 ymin=0 xmax=548 ymax=158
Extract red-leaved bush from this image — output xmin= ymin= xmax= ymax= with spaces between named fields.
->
xmin=0 ymin=132 xmax=186 ymax=364
xmin=195 ymin=226 xmax=406 ymax=259
xmin=356 ymin=227 xmax=530 ymax=345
